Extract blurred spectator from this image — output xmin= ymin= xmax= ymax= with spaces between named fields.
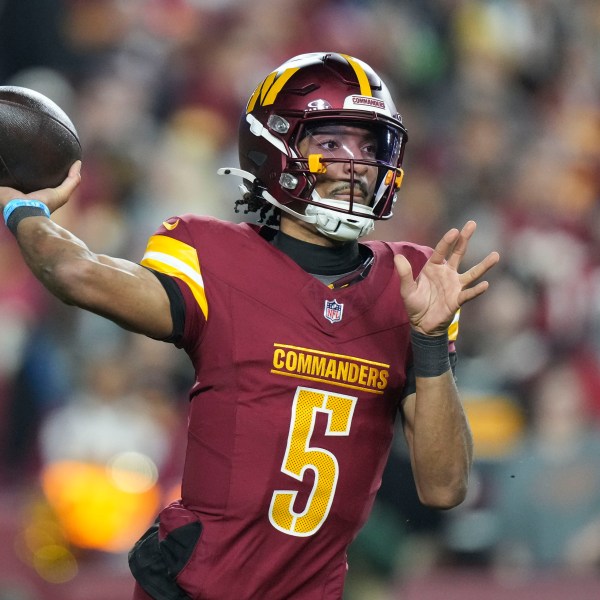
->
xmin=39 ymin=350 xmax=170 ymax=467
xmin=37 ymin=346 xmax=186 ymax=554
xmin=492 ymin=359 xmax=600 ymax=577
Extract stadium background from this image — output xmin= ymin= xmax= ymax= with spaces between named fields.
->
xmin=0 ymin=0 xmax=599 ymax=598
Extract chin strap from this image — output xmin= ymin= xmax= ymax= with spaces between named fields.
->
xmin=217 ymin=167 xmax=375 ymax=242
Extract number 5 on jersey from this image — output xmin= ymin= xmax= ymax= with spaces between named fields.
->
xmin=269 ymin=387 xmax=358 ymax=537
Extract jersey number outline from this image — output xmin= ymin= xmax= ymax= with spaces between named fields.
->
xmin=269 ymin=386 xmax=357 ymax=537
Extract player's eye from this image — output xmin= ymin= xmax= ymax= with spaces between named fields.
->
xmin=318 ymin=138 xmax=339 ymax=151
xmin=361 ymin=143 xmax=377 ymax=158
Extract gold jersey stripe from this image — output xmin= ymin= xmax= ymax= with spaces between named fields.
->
xmin=448 ymin=309 xmax=461 ymax=342
xmin=141 ymin=234 xmax=208 ymax=320
xmin=340 ymin=54 xmax=371 ymax=96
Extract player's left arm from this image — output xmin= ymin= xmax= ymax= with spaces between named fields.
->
xmin=395 ymin=221 xmax=500 ymax=509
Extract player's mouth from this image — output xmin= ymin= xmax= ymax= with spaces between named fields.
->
xmin=329 ymin=182 xmax=370 ymax=203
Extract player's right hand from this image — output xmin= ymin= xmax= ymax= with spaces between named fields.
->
xmin=0 ymin=160 xmax=82 ymax=215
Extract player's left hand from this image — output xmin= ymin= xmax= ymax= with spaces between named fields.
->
xmin=394 ymin=220 xmax=500 ymax=336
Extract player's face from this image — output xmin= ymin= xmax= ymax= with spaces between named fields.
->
xmin=298 ymin=125 xmax=379 ymax=205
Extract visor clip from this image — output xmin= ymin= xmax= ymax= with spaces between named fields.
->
xmin=395 ymin=168 xmax=404 ymax=189
xmin=308 ymin=154 xmax=327 ymax=174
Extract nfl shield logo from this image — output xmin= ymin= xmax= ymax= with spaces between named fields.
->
xmin=324 ymin=299 xmax=344 ymax=323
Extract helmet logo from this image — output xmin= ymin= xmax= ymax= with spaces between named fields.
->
xmin=307 ymin=99 xmax=332 ymax=111
xmin=324 ymin=299 xmax=344 ymax=324
xmin=350 ymin=95 xmax=386 ymax=110
xmin=343 ymin=95 xmax=392 ymax=117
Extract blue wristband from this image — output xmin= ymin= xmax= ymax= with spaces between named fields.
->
xmin=3 ymin=199 xmax=51 ymax=224
xmin=4 ymin=199 xmax=51 ymax=236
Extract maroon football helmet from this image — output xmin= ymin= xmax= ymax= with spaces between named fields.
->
xmin=221 ymin=53 xmax=408 ymax=240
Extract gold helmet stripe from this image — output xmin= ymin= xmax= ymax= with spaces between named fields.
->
xmin=246 ymin=67 xmax=300 ymax=113
xmin=340 ymin=53 xmax=372 ymax=96
xmin=246 ymin=71 xmax=276 ymax=113
xmin=262 ymin=67 xmax=300 ymax=106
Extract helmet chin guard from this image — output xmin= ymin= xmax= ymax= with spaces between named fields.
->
xmin=304 ymin=197 xmax=375 ymax=241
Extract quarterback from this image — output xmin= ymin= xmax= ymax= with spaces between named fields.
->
xmin=0 ymin=53 xmax=499 ymax=599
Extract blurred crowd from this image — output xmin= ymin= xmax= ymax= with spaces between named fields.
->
xmin=0 ymin=0 xmax=599 ymax=598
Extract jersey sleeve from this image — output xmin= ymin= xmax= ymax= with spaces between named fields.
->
xmin=139 ymin=216 xmax=207 ymax=349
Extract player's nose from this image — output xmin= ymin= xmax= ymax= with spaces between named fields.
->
xmin=341 ymin=150 xmax=369 ymax=176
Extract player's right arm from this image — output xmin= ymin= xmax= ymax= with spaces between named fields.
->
xmin=0 ymin=162 xmax=173 ymax=340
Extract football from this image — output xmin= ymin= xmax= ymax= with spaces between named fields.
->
xmin=0 ymin=86 xmax=81 ymax=193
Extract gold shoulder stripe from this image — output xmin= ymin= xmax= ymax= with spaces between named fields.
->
xmin=141 ymin=234 xmax=208 ymax=320
xmin=340 ymin=54 xmax=371 ymax=96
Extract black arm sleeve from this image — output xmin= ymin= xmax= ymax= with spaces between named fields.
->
xmin=143 ymin=267 xmax=186 ymax=345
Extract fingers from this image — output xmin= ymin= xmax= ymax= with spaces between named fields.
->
xmin=458 ymin=280 xmax=490 ymax=305
xmin=0 ymin=161 xmax=82 ymax=213
xmin=429 ymin=220 xmax=478 ymax=267
xmin=67 ymin=160 xmax=82 ymax=182
xmin=447 ymin=220 xmax=476 ymax=270
xmin=457 ymin=251 xmax=500 ymax=305
xmin=429 ymin=227 xmax=460 ymax=265
xmin=54 ymin=160 xmax=82 ymax=200
xmin=459 ymin=251 xmax=500 ymax=288
xmin=36 ymin=160 xmax=82 ymax=213
xmin=394 ymin=254 xmax=416 ymax=297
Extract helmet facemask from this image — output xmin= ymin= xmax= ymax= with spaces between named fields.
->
xmin=269 ymin=118 xmax=404 ymax=241
xmin=291 ymin=119 xmax=404 ymax=209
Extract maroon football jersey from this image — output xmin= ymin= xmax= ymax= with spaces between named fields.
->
xmin=140 ymin=215 xmax=453 ymax=599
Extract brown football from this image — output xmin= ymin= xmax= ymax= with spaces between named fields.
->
xmin=0 ymin=86 xmax=81 ymax=193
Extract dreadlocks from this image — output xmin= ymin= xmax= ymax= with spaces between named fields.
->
xmin=234 ymin=191 xmax=280 ymax=227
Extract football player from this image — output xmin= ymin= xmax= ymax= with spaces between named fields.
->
xmin=1 ymin=52 xmax=499 ymax=599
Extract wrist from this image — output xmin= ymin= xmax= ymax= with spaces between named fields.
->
xmin=410 ymin=329 xmax=451 ymax=378
xmin=3 ymin=199 xmax=51 ymax=236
